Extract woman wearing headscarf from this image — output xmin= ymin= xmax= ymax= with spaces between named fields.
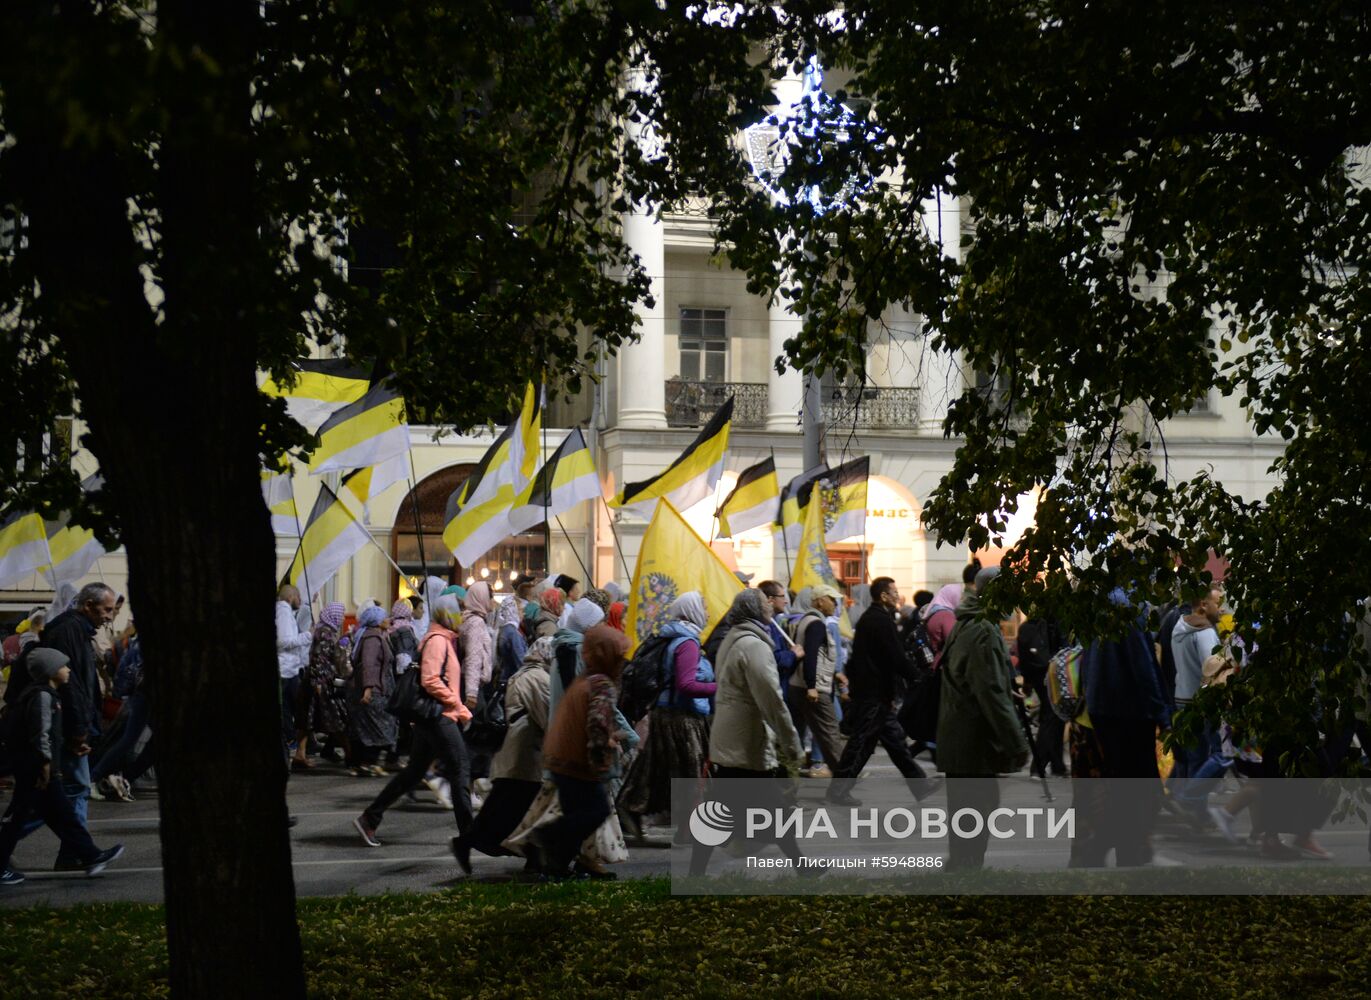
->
xmin=603 ymin=581 xmax=625 ymax=605
xmin=414 ymin=575 xmax=448 ymax=642
xmin=618 ymin=591 xmax=717 ymax=830
xmin=553 ymin=574 xmax=583 ymax=602
xmin=452 ymin=637 xmax=555 ymax=871
xmin=494 ymin=591 xmax=529 ymax=681
xmin=459 ymin=583 xmax=495 ymax=710
xmin=348 ymin=604 xmax=397 ymax=776
xmin=690 ymin=589 xmax=808 ymax=875
xmin=295 ymin=602 xmax=352 ymax=770
xmin=387 ymin=599 xmax=418 ymax=672
xmin=606 ymin=602 xmax=627 ymax=633
xmin=355 ymin=594 xmax=474 ymax=857
xmin=533 ymin=588 xmax=564 ymax=640
xmin=523 ymin=625 xmax=632 ymax=879
xmin=549 ymin=598 xmax=607 ymax=722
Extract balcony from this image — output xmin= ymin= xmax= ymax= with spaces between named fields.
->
xmin=822 ymin=385 xmax=920 ymax=430
xmin=665 ymin=379 xmax=767 ymax=428
xmin=663 ymin=379 xmax=920 ymax=430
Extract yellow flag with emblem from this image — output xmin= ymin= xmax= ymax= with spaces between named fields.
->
xmin=625 ymin=499 xmax=743 ymax=652
xmin=789 ymin=487 xmax=854 ymax=639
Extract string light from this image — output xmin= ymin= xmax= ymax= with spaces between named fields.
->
xmin=480 ymin=567 xmax=490 ymax=579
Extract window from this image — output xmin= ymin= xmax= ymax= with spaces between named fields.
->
xmin=679 ymin=308 xmax=727 ymax=382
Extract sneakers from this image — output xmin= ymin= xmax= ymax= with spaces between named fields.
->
xmin=802 ymin=764 xmax=833 ymax=779
xmin=1208 ymin=805 xmax=1242 ymax=844
xmin=0 ymin=868 xmax=25 ymax=886
xmin=101 ymin=775 xmax=135 ymax=802
xmin=1259 ymin=837 xmax=1301 ymax=861
xmin=353 ymin=816 xmax=382 ymax=848
xmin=54 ymin=855 xmax=87 ymax=873
xmin=1293 ymin=835 xmax=1333 ymax=861
xmin=423 ymin=775 xmax=453 ymax=810
xmin=450 ymin=836 xmax=472 ymax=875
xmin=79 ymin=844 xmax=124 ymax=877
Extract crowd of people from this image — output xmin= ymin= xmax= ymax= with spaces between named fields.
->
xmin=1 ymin=560 xmax=1363 ymax=888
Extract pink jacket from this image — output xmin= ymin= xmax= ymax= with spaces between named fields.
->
xmin=419 ymin=623 xmax=471 ymax=724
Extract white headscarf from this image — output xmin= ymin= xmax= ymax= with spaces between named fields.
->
xmin=666 ymin=591 xmax=707 ymax=630
xmin=567 ymin=597 xmax=606 ymax=633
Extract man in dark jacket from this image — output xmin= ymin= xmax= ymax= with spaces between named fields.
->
xmin=936 ymin=567 xmax=1031 ymax=869
xmin=827 ymin=577 xmax=942 ymax=807
xmin=37 ymin=582 xmax=118 ymax=834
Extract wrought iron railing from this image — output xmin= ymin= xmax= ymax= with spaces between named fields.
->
xmin=665 ymin=379 xmax=768 ymax=428
xmin=821 ymin=386 xmax=919 ymax=429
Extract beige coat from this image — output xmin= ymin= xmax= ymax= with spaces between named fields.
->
xmin=710 ymin=619 xmax=803 ymax=773
xmin=491 ymin=663 xmax=551 ymax=783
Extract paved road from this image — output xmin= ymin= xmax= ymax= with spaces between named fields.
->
xmin=3 ymin=754 xmax=1367 ymax=908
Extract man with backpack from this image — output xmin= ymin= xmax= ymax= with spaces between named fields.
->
xmin=0 ymin=648 xmax=124 ymax=885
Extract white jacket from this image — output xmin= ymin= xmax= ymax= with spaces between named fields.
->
xmin=275 ymin=600 xmax=312 ymax=680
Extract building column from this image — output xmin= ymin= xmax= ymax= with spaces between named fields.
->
xmin=618 ymin=207 xmax=667 ymax=429
xmin=767 ymin=291 xmax=807 ymax=433
xmin=917 ymin=189 xmax=965 ymax=433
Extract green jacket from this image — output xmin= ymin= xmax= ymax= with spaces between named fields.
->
xmin=935 ymin=594 xmax=1028 ymax=776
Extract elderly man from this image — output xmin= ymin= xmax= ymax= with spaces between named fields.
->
xmin=38 ymin=582 xmax=118 ymax=851
xmin=936 ymin=566 xmax=1030 ymax=870
xmin=275 ymin=584 xmax=313 ymax=759
xmin=787 ymin=583 xmax=847 ymax=779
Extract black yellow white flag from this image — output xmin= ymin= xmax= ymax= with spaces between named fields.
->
xmin=284 ymin=484 xmax=372 ymax=599
xmin=775 ymin=456 xmax=869 ymax=549
xmin=308 ymin=378 xmax=408 ymax=475
xmin=508 ymin=429 xmax=601 ymax=533
xmin=609 ymin=397 xmax=732 ymax=518
xmin=259 ymin=358 xmax=370 ymax=433
xmin=715 ymin=456 xmax=780 ymax=538
xmin=443 ymin=383 xmax=543 ymax=566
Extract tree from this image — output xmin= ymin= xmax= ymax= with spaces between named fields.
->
xmin=717 ymin=2 xmax=1371 ymax=759
xmin=0 ymin=2 xmax=776 ymax=994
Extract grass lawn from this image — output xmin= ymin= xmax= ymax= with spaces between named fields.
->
xmin=2 ymin=879 xmax=1368 ymax=998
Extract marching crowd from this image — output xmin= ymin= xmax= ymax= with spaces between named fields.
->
xmin=1 ymin=563 xmax=1365 ymax=887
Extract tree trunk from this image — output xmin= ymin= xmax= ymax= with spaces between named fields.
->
xmin=4 ymin=3 xmax=306 ymax=996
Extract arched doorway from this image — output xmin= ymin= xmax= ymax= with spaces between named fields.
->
xmin=391 ymin=465 xmax=549 ymax=594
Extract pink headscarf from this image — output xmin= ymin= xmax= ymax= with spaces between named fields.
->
xmin=320 ymin=602 xmax=346 ymax=630
xmin=463 ymin=582 xmax=495 ymax=620
xmin=923 ymin=584 xmax=963 ymax=619
xmin=539 ymin=588 xmax=565 ymax=617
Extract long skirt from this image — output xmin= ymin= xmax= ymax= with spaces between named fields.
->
xmin=502 ymin=780 xmax=628 ymax=865
xmin=466 ymin=778 xmax=540 ymax=857
xmin=349 ymin=689 xmax=398 ymax=750
xmin=617 ymin=706 xmax=710 ymax=819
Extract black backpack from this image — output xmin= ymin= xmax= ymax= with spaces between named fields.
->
xmin=1016 ymin=619 xmax=1064 ymax=687
xmin=0 ymin=685 xmax=48 ymax=777
xmin=903 ymin=613 xmax=939 ymax=674
xmin=617 ymin=634 xmax=675 ymax=726
xmin=465 ymin=677 xmax=509 ymax=751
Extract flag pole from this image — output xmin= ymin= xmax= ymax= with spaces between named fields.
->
xmin=772 ymin=448 xmax=792 ymax=583
xmin=602 ymin=496 xmax=633 ymax=582
xmin=707 ymin=474 xmax=725 ymax=547
xmin=406 ymin=444 xmax=429 ymax=583
xmin=330 ymin=483 xmax=412 ymax=580
xmin=542 ymin=417 xmax=552 ymax=580
xmin=554 ymin=515 xmax=591 ymax=580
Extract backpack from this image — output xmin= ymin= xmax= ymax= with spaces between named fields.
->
xmin=617 ymin=634 xmax=675 ymax=726
xmin=1046 ymin=645 xmax=1088 ymax=722
xmin=0 ymin=685 xmax=49 ymax=777
xmin=902 ymin=612 xmax=939 ymax=674
xmin=1016 ymin=619 xmax=1062 ymax=687
xmin=112 ymin=637 xmax=143 ymax=699
xmin=465 ymin=678 xmax=508 ymax=751
xmin=386 ymin=633 xmax=449 ymax=724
